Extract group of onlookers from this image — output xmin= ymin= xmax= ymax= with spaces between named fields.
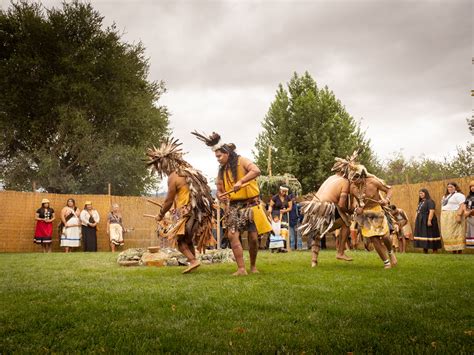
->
xmin=413 ymin=181 xmax=474 ymax=254
xmin=33 ymin=199 xmax=126 ymax=253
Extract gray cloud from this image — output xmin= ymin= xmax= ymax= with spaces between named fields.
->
xmin=8 ymin=0 xmax=473 ymax=181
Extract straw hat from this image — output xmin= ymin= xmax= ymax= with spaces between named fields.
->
xmin=41 ymin=198 xmax=50 ymax=204
xmin=470 ymin=180 xmax=474 ymax=188
xmin=84 ymin=201 xmax=92 ymax=205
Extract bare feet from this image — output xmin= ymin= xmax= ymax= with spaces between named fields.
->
xmin=250 ymin=267 xmax=259 ymax=274
xmin=389 ymin=253 xmax=398 ymax=267
xmin=182 ymin=261 xmax=201 ymax=274
xmin=232 ymin=269 xmax=248 ymax=276
xmin=384 ymin=263 xmax=392 ymax=269
xmin=311 ymin=261 xmax=318 ymax=268
xmin=336 ymin=253 xmax=353 ymax=261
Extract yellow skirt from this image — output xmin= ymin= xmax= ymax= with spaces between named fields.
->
xmin=359 ymin=205 xmax=389 ymax=238
xmin=251 ymin=205 xmax=273 ymax=235
xmin=440 ymin=210 xmax=465 ymax=251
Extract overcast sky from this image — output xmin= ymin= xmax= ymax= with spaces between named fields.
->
xmin=7 ymin=0 xmax=472 ymax=190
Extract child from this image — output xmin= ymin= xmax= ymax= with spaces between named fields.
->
xmin=269 ymin=215 xmax=288 ymax=253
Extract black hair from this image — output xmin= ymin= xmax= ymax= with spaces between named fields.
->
xmin=445 ymin=182 xmax=460 ymax=196
xmin=66 ymin=198 xmax=76 ymax=207
xmin=390 ymin=204 xmax=397 ymax=210
xmin=217 ymin=144 xmax=240 ymax=184
xmin=419 ymin=188 xmax=431 ymax=202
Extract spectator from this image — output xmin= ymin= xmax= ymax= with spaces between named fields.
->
xmin=34 ymin=198 xmax=55 ymax=253
xmin=288 ymin=193 xmax=302 ymax=250
xmin=268 ymin=186 xmax=292 ymax=224
xmin=80 ymin=201 xmax=100 ymax=252
xmin=462 ymin=180 xmax=474 ymax=249
xmin=269 ymin=215 xmax=287 ymax=252
xmin=60 ymin=198 xmax=81 ymax=253
xmin=440 ymin=182 xmax=466 ymax=254
xmin=413 ymin=188 xmax=441 ymax=253
xmin=390 ymin=205 xmax=411 ymax=253
xmin=107 ymin=203 xmax=125 ymax=252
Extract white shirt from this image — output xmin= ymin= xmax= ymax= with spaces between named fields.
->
xmin=80 ymin=209 xmax=100 ymax=226
xmin=441 ymin=192 xmax=465 ymax=211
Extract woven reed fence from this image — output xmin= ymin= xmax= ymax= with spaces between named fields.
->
xmin=1 ymin=176 xmax=472 ymax=252
xmin=0 ymin=191 xmax=164 ymax=252
xmin=389 ymin=176 xmax=473 ymax=226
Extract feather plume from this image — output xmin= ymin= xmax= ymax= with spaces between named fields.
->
xmin=191 ymin=130 xmax=223 ymax=148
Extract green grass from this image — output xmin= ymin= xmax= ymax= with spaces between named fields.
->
xmin=0 ymin=250 xmax=473 ymax=354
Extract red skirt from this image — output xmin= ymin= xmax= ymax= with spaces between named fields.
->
xmin=34 ymin=220 xmax=53 ymax=244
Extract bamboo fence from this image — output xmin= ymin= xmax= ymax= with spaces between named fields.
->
xmin=1 ymin=175 xmax=472 ymax=252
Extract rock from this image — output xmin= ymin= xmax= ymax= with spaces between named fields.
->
xmin=117 ymin=248 xmax=146 ymax=263
xmin=201 ymin=260 xmax=212 ymax=265
xmin=148 ymin=246 xmax=160 ymax=253
xmin=177 ymin=258 xmax=189 ymax=266
xmin=141 ymin=251 xmax=168 ymax=267
xmin=165 ymin=258 xmax=179 ymax=266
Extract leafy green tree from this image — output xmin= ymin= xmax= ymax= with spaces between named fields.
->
xmin=254 ymin=72 xmax=380 ymax=192
xmin=0 ymin=1 xmax=169 ymax=194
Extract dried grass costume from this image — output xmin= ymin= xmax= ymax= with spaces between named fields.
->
xmin=146 ymin=138 xmax=214 ymax=251
xmin=298 ymin=152 xmax=358 ymax=246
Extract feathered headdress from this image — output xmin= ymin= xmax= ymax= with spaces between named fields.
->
xmin=331 ymin=149 xmax=367 ymax=180
xmin=191 ymin=131 xmax=227 ymax=152
xmin=145 ymin=137 xmax=191 ymax=178
xmin=145 ymin=137 xmax=215 ymax=251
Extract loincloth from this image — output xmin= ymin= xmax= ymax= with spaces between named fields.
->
xmin=298 ymin=197 xmax=350 ymax=241
xmin=157 ymin=204 xmax=214 ymax=250
xmin=225 ymin=198 xmax=272 ymax=235
xmin=357 ymin=205 xmax=389 ymax=238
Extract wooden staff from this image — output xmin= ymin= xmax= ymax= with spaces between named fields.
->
xmin=143 ymin=214 xmax=157 ymax=219
xmin=219 ymin=182 xmax=251 ymax=198
xmin=145 ymin=198 xmax=163 ymax=208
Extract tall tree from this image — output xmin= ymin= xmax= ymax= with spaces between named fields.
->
xmin=0 ymin=1 xmax=169 ymax=195
xmin=254 ymin=72 xmax=379 ymax=192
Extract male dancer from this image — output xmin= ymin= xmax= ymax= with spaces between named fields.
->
xmin=192 ymin=131 xmax=272 ymax=275
xmin=146 ymin=138 xmax=214 ymax=273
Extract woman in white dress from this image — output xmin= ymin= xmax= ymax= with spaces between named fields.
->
xmin=60 ymin=198 xmax=81 ymax=252
xmin=440 ymin=182 xmax=466 ymax=254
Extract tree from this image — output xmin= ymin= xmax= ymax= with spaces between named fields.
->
xmin=0 ymin=1 xmax=169 ymax=195
xmin=253 ymin=72 xmax=380 ymax=193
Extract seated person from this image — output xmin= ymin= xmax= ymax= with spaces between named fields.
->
xmin=269 ymin=215 xmax=288 ymax=253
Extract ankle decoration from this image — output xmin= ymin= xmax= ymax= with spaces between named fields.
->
xmin=383 ymin=259 xmax=390 ymax=265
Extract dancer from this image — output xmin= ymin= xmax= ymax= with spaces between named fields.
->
xmin=146 ymin=138 xmax=214 ymax=274
xmin=192 ymin=131 xmax=272 ymax=275
xmin=299 ymin=152 xmax=355 ymax=267
xmin=349 ymin=164 xmax=397 ymax=269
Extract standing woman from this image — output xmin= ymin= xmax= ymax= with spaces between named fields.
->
xmin=34 ymin=198 xmax=55 ymax=252
xmin=60 ymin=198 xmax=81 ymax=253
xmin=80 ymin=201 xmax=100 ymax=252
xmin=462 ymin=180 xmax=474 ymax=249
xmin=268 ymin=186 xmax=293 ymax=222
xmin=413 ymin=189 xmax=441 ymax=253
xmin=440 ymin=182 xmax=466 ymax=254
xmin=107 ymin=203 xmax=125 ymax=252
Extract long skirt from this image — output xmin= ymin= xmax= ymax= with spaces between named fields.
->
xmin=60 ymin=217 xmax=81 ymax=248
xmin=109 ymin=223 xmax=124 ymax=246
xmin=440 ymin=210 xmax=465 ymax=251
xmin=466 ymin=216 xmax=474 ymax=249
xmin=82 ymin=225 xmax=97 ymax=252
xmin=34 ymin=220 xmax=53 ymax=244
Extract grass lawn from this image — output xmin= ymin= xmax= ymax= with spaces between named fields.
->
xmin=0 ymin=250 xmax=473 ymax=353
